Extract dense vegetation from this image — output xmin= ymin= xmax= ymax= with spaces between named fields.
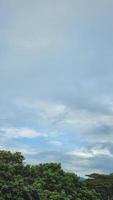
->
xmin=0 ymin=150 xmax=112 ymax=200
xmin=86 ymin=173 xmax=113 ymax=200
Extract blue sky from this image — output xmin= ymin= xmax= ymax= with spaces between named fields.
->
xmin=0 ymin=0 xmax=113 ymax=176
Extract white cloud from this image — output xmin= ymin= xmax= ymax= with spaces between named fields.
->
xmin=18 ymin=99 xmax=113 ymax=131
xmin=48 ymin=140 xmax=63 ymax=147
xmin=1 ymin=127 xmax=47 ymax=139
xmin=68 ymin=147 xmax=112 ymax=158
xmin=35 ymin=101 xmax=67 ymax=118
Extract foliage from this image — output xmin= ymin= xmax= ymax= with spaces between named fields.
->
xmin=86 ymin=173 xmax=113 ymax=200
xmin=0 ymin=150 xmax=100 ymax=200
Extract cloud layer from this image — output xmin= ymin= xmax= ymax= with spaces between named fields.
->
xmin=0 ymin=0 xmax=113 ymax=176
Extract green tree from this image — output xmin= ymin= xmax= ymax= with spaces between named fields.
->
xmin=86 ymin=173 xmax=113 ymax=200
xmin=0 ymin=150 xmax=100 ymax=200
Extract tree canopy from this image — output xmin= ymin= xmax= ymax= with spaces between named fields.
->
xmin=86 ymin=173 xmax=113 ymax=200
xmin=0 ymin=150 xmax=102 ymax=200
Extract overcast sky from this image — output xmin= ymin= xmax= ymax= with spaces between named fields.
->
xmin=0 ymin=0 xmax=113 ymax=176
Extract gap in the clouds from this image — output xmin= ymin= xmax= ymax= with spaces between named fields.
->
xmin=57 ymin=130 xmax=83 ymax=150
xmin=11 ymin=127 xmax=83 ymax=153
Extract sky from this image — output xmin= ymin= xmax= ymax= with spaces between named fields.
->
xmin=0 ymin=0 xmax=113 ymax=176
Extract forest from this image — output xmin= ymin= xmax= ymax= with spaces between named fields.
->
xmin=0 ymin=150 xmax=113 ymax=200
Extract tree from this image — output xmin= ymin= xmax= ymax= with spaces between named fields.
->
xmin=86 ymin=173 xmax=113 ymax=200
xmin=0 ymin=150 xmax=100 ymax=200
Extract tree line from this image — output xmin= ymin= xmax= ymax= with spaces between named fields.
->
xmin=0 ymin=150 xmax=112 ymax=200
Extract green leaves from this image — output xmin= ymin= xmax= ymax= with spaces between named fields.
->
xmin=86 ymin=173 xmax=113 ymax=200
xmin=0 ymin=150 xmax=100 ymax=200
xmin=0 ymin=150 xmax=24 ymax=164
